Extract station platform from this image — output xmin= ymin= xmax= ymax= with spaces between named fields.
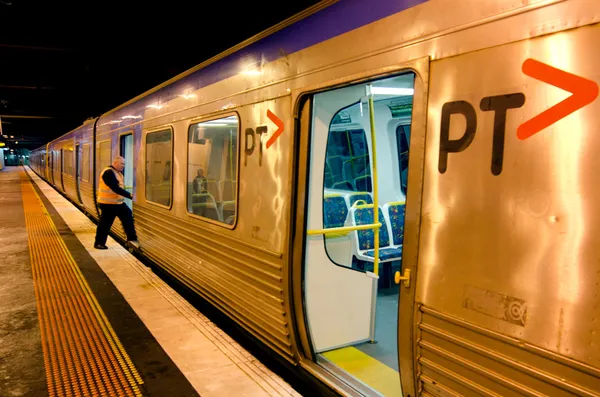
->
xmin=0 ymin=166 xmax=303 ymax=397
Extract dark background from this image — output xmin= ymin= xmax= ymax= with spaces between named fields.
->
xmin=0 ymin=0 xmax=323 ymax=152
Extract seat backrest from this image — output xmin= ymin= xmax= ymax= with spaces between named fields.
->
xmin=324 ymin=171 xmax=335 ymax=188
xmin=347 ymin=192 xmax=373 ymax=208
xmin=332 ymin=180 xmax=354 ymax=191
xmin=354 ymin=175 xmax=372 ymax=192
xmin=327 ymin=156 xmax=344 ymax=180
xmin=323 ymin=195 xmax=348 ymax=228
xmin=351 ymin=204 xmax=390 ymax=250
xmin=384 ymin=201 xmax=406 ymax=246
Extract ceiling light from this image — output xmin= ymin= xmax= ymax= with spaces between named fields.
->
xmin=370 ymin=87 xmax=414 ymax=96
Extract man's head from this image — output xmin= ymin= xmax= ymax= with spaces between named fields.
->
xmin=197 ymin=169 xmax=204 ymax=177
xmin=112 ymin=156 xmax=125 ymax=172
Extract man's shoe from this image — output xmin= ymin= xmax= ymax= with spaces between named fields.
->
xmin=94 ymin=244 xmax=108 ymax=250
xmin=128 ymin=240 xmax=140 ymax=249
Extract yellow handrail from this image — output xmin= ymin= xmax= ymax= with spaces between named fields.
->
xmin=367 ymin=85 xmax=380 ymax=276
xmin=307 ymin=222 xmax=382 ymax=236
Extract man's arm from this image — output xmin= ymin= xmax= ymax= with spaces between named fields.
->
xmin=102 ymin=170 xmax=132 ymax=199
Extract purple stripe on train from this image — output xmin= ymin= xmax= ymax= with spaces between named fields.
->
xmin=100 ymin=0 xmax=427 ymax=124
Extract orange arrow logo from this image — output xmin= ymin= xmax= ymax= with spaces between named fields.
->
xmin=517 ymin=58 xmax=599 ymax=140
xmin=265 ymin=110 xmax=284 ymax=149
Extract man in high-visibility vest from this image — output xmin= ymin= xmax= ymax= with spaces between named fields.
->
xmin=94 ymin=156 xmax=139 ymax=250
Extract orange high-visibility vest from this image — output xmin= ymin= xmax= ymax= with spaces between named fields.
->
xmin=97 ymin=167 xmax=125 ymax=205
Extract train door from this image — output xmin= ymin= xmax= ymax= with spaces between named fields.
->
xmin=48 ymin=150 xmax=54 ymax=184
xmin=58 ymin=148 xmax=65 ymax=191
xmin=75 ymin=144 xmax=83 ymax=204
xmin=294 ymin=67 xmax=428 ymax=397
xmin=119 ymin=133 xmax=134 ymax=209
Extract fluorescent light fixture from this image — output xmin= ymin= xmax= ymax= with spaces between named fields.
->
xmin=370 ymin=87 xmax=414 ymax=96
xmin=200 ymin=123 xmax=227 ymax=127
xmin=146 ymin=104 xmax=163 ymax=110
xmin=206 ymin=119 xmax=237 ymax=124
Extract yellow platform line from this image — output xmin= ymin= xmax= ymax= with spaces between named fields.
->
xmin=322 ymin=346 xmax=402 ymax=397
xmin=20 ymin=171 xmax=143 ymax=397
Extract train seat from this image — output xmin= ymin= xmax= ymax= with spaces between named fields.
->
xmin=323 ymin=194 xmax=349 ymax=229
xmin=191 ymin=192 xmax=222 ymax=221
xmin=353 ymin=175 xmax=372 ymax=192
xmin=345 ymin=192 xmax=372 ymax=208
xmin=382 ymin=201 xmax=405 ymax=249
xmin=348 ymin=202 xmax=402 ymax=263
xmin=323 ymin=194 xmax=352 ymax=266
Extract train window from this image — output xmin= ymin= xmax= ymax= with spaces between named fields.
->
xmin=324 ymin=128 xmax=371 ymax=191
xmin=187 ymin=115 xmax=239 ymax=226
xmin=396 ymin=125 xmax=410 ymax=195
xmin=145 ymin=129 xmax=173 ymax=208
xmin=63 ymin=148 xmax=74 ymax=176
xmin=96 ymin=141 xmax=111 ymax=184
xmin=81 ymin=144 xmax=90 ymax=182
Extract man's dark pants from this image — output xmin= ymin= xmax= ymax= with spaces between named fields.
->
xmin=94 ymin=203 xmax=137 ymax=245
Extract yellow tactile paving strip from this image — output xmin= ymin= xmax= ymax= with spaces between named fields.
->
xmin=20 ymin=172 xmax=144 ymax=397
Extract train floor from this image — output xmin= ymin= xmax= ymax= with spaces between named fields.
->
xmin=320 ymin=287 xmax=401 ymax=397
xmin=0 ymin=166 xmax=302 ymax=397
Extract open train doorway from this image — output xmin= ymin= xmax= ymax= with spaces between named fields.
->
xmin=299 ymin=72 xmax=416 ymax=397
xmin=75 ymin=144 xmax=83 ymax=204
xmin=120 ymin=133 xmax=134 ymax=209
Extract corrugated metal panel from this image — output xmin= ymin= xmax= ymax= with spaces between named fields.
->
xmin=110 ymin=219 xmax=127 ymax=242
xmin=133 ymin=203 xmax=294 ymax=361
xmin=417 ymin=305 xmax=600 ymax=397
xmin=62 ymin=174 xmax=78 ymax=204
xmin=79 ymin=181 xmax=98 ymax=219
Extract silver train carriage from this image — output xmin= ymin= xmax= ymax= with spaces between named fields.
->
xmin=29 ymin=0 xmax=600 ymax=395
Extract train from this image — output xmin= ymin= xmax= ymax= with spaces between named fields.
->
xmin=29 ymin=0 xmax=600 ymax=395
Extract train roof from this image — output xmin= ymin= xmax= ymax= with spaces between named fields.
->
xmin=37 ymin=0 xmax=428 ymax=149
xmin=100 ymin=0 xmax=427 ymax=118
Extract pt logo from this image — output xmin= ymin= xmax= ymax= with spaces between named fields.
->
xmin=244 ymin=110 xmax=284 ymax=167
xmin=439 ymin=58 xmax=599 ymax=175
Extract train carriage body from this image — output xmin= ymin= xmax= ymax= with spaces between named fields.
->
xmin=29 ymin=0 xmax=600 ymax=395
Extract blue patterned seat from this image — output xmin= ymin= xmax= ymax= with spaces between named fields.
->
xmin=346 ymin=192 xmax=373 ymax=208
xmin=323 ymin=195 xmax=348 ymax=228
xmin=349 ymin=203 xmax=402 ymax=263
xmin=382 ymin=201 xmax=405 ymax=247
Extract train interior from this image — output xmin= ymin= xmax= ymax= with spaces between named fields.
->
xmin=145 ymin=129 xmax=173 ymax=207
xmin=97 ymin=140 xmax=111 ymax=191
xmin=120 ymin=133 xmax=134 ymax=208
xmin=186 ymin=116 xmax=238 ymax=225
xmin=304 ymin=72 xmax=414 ymax=397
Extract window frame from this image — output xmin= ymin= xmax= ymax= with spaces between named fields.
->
xmin=95 ymin=139 xmax=112 ymax=185
xmin=144 ymin=126 xmax=174 ymax=210
xmin=81 ymin=143 xmax=91 ymax=182
xmin=185 ymin=111 xmax=240 ymax=229
xmin=324 ymin=123 xmax=372 ymax=193
xmin=63 ymin=146 xmax=74 ymax=177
